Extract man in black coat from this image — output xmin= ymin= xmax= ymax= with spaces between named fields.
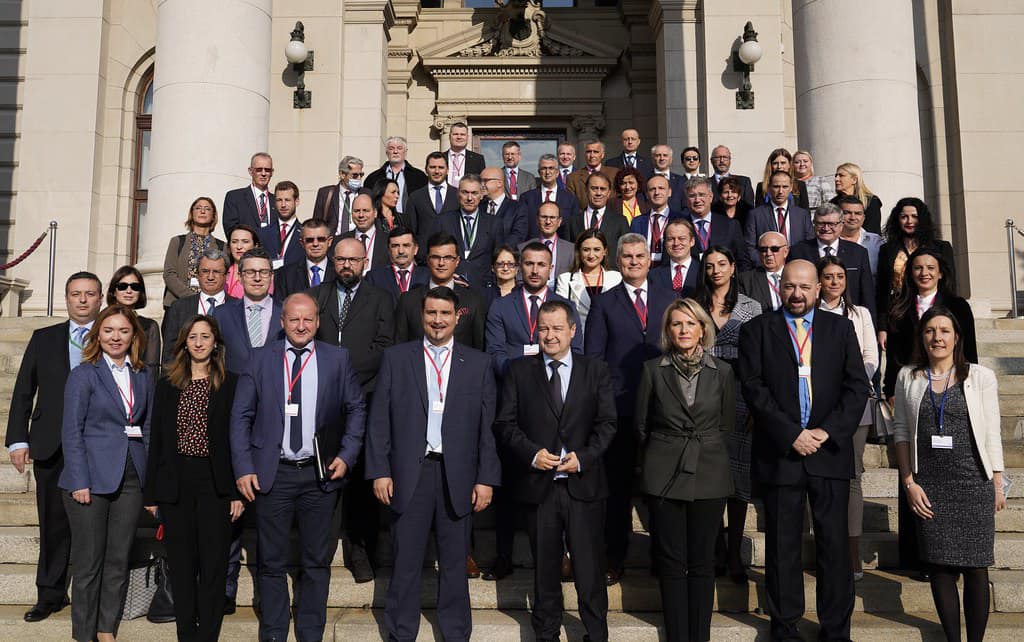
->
xmin=709 ymin=145 xmax=755 ymax=208
xmin=564 ymin=172 xmax=630 ymax=256
xmin=605 ymin=128 xmax=655 ymax=180
xmin=163 ymin=249 xmax=233 ymax=363
xmin=365 ymin=226 xmax=430 ymax=306
xmin=495 ymin=300 xmax=616 ymax=642
xmin=435 ymin=175 xmax=506 ymax=289
xmin=7 ymin=272 xmax=103 ymax=622
xmin=737 ymin=231 xmax=788 ymax=314
xmin=684 ymin=176 xmax=751 ymax=271
xmin=739 ymin=259 xmax=869 ymax=641
xmin=445 ymin=122 xmax=485 ymax=186
xmin=312 ymin=155 xmax=368 ymax=236
xmin=364 ymin=136 xmax=429 ymax=216
xmin=406 ymin=151 xmax=459 ymax=244
xmin=273 ymin=219 xmax=336 ymax=302
xmin=222 ymin=152 xmax=278 ymax=233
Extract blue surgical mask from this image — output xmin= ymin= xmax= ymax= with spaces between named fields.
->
xmin=347 ymin=178 xmax=362 ymax=190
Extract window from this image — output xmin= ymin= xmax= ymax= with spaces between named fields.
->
xmin=473 ymin=130 xmax=566 ymax=170
xmin=130 ymin=72 xmax=153 ymax=263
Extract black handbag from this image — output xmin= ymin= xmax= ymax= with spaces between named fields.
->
xmin=145 ymin=555 xmax=175 ymax=623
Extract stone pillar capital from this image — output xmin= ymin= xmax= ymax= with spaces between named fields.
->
xmin=344 ymin=0 xmax=396 ymax=33
xmin=648 ymin=0 xmax=699 ymax=33
xmin=572 ymin=114 xmax=606 ymax=139
xmin=432 ymin=114 xmax=469 ymax=138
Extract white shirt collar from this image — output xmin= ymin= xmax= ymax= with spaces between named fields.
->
xmin=102 ymin=352 xmax=133 ymax=372
xmin=243 ymin=295 xmax=271 ymax=310
xmin=306 ymin=258 xmax=329 ymax=272
xmin=250 ymin=184 xmax=269 ymax=201
xmin=771 ymin=200 xmax=789 ymax=213
xmin=422 ymin=336 xmax=455 ymax=352
xmin=522 ymin=286 xmax=549 ymax=303
xmin=692 ymin=211 xmax=712 ymax=223
xmin=70 ymin=319 xmax=94 ymax=332
xmin=818 ymin=239 xmax=840 ymax=253
xmin=650 ymin=206 xmax=670 ymax=217
xmin=623 ymin=280 xmax=649 ymax=299
xmin=670 ymin=257 xmax=691 ymax=270
xmin=489 ymin=194 xmax=506 ymax=210
xmin=917 ymin=290 xmax=938 ymax=307
xmin=543 ymin=350 xmax=573 ymax=369
xmin=199 ymin=289 xmax=226 ymax=304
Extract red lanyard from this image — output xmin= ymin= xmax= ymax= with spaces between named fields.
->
xmin=283 ymin=345 xmax=316 ymax=403
xmin=394 ymin=266 xmax=410 ymax=292
xmin=114 ymin=371 xmax=134 ymax=422
xmin=785 ymin=320 xmax=813 ymax=366
xmin=523 ymin=289 xmax=548 ymax=339
xmin=423 ymin=345 xmax=452 ymax=402
xmin=631 ymin=292 xmax=647 ymax=329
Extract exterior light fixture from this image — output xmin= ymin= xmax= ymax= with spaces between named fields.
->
xmin=733 ymin=21 xmax=763 ymax=110
xmin=286 ymin=21 xmax=314 ymax=109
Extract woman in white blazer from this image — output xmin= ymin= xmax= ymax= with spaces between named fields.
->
xmin=893 ymin=306 xmax=1004 ymax=642
xmin=817 ymin=256 xmax=878 ymax=581
xmin=555 ymin=229 xmax=621 ymax=335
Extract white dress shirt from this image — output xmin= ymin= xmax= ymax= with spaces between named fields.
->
xmin=423 ymin=336 xmax=454 ymax=454
xmin=281 ymin=339 xmax=318 ymax=460
xmin=817 ymin=239 xmax=840 ymax=257
xmin=103 ymin=353 xmax=135 ymax=420
xmin=250 ymin=185 xmax=271 ymax=227
xmin=197 ymin=290 xmax=226 ymax=315
xmin=772 ymin=201 xmax=792 ymax=240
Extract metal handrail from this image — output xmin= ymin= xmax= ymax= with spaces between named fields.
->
xmin=47 ymin=221 xmax=56 ymax=316
xmin=1007 ymin=219 xmax=1024 ymax=318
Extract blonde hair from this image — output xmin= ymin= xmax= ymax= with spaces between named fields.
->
xmin=835 ymin=162 xmax=875 ymax=205
xmin=660 ymin=298 xmax=716 ymax=353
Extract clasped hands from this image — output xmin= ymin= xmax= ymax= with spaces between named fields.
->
xmin=533 ymin=448 xmax=579 ymax=473
xmin=792 ymin=428 xmax=829 ymax=456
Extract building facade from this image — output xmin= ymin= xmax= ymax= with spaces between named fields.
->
xmin=0 ymin=0 xmax=1019 ymax=315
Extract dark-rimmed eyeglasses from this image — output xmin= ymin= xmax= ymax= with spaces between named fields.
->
xmin=682 ymin=156 xmax=699 ymax=162
xmin=115 ymin=282 xmax=143 ymax=292
xmin=428 ymin=254 xmax=459 ymax=263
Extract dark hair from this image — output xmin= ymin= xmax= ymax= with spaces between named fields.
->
xmin=910 ymin=305 xmax=971 ymax=383
xmin=585 ymin=171 xmax=611 ymax=189
xmin=718 ymin=175 xmax=742 ymax=193
xmin=680 ymin=146 xmax=701 ymax=163
xmin=238 ymin=246 xmax=272 ymax=273
xmin=426 ymin=231 xmax=459 ymax=252
xmin=301 ymin=218 xmax=330 ymax=233
xmin=372 ymin=179 xmax=399 ymax=213
xmin=768 ymin=169 xmax=792 ymax=184
xmin=81 ymin=305 xmax=147 ymax=369
xmin=888 ymin=246 xmax=954 ymax=326
xmin=65 ymin=271 xmax=102 ymax=296
xmin=227 ymin=222 xmax=261 ymax=248
xmin=570 ymin=229 xmax=609 ymax=272
xmin=424 ymin=151 xmax=448 ymax=167
xmin=388 ymin=226 xmax=415 ymax=243
xmin=817 ymin=256 xmax=853 ymax=319
xmin=501 ymin=141 xmax=521 ymax=152
xmin=491 ymin=244 xmax=519 ymax=265
xmin=613 ymin=166 xmax=646 ymax=198
xmin=184 ymin=196 xmax=219 ymax=231
xmin=538 ymin=300 xmax=575 ymax=327
xmin=164 ymin=315 xmax=227 ymax=392
xmin=520 ymin=240 xmax=552 ymax=262
xmin=836 ymin=194 xmax=864 ymax=209
xmin=273 ymin=180 xmax=299 ymax=199
xmin=105 ymin=265 xmax=147 ymax=309
xmin=422 ymin=285 xmax=459 ymax=310
xmin=694 ymin=244 xmax=739 ymax=314
xmin=884 ymin=197 xmax=938 ymax=246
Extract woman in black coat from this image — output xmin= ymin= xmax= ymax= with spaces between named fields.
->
xmin=143 ymin=315 xmax=241 ymax=642
xmin=106 ymin=266 xmax=161 ymax=371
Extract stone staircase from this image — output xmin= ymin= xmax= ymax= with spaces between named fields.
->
xmin=1 ymin=317 xmax=1024 ymax=639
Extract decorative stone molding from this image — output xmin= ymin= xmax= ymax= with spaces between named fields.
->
xmin=432 ymin=114 xmax=469 ymax=137
xmin=453 ymin=0 xmax=586 ymax=58
xmin=572 ymin=114 xmax=606 ymax=138
xmin=648 ymin=0 xmax=700 ymax=34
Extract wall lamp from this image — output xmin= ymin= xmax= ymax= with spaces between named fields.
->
xmin=732 ymin=21 xmax=763 ymax=110
xmin=285 ymin=21 xmax=314 ymax=109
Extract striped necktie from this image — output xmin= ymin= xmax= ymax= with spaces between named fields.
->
xmin=247 ymin=304 xmax=264 ymax=347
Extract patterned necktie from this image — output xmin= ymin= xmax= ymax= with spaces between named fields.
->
xmin=561 ymin=169 xmax=569 ymax=185
xmin=529 ymin=295 xmax=540 ymax=339
xmin=288 ymin=347 xmax=307 ymax=453
xmin=509 ymin=169 xmax=518 ymax=196
xmin=548 ymin=360 xmax=564 ymax=415
xmin=627 ymin=154 xmax=636 ymax=168
xmin=633 ymin=288 xmax=647 ymax=329
xmin=795 ymin=318 xmax=813 ymax=426
xmin=338 ymin=287 xmax=353 ymax=333
xmin=589 ymin=209 xmax=600 ymax=230
xmin=487 ymin=201 xmax=496 ymax=217
xmin=258 ymin=192 xmax=268 ymax=225
xmin=280 ymin=222 xmax=288 ymax=244
xmin=247 ymin=304 xmax=264 ymax=348
xmin=824 ymin=245 xmax=834 ymax=257
xmin=462 ymin=215 xmax=476 ymax=248
xmin=771 ymin=273 xmax=781 ymax=309
xmin=342 ymin=191 xmax=352 ymax=231
xmin=398 ymin=269 xmax=409 ymax=292
xmin=69 ymin=326 xmax=87 ymax=369
xmin=545 ymin=189 xmax=553 ymax=203
xmin=434 ymin=186 xmax=444 ymax=213
xmin=673 ymin=265 xmax=684 ymax=292
xmin=776 ymin=207 xmax=787 ymax=239
xmin=426 ymin=344 xmax=448 ymax=450
xmin=695 ymin=220 xmax=709 ymax=248
xmin=650 ymin=213 xmax=662 ymax=253
xmin=310 ymin=266 xmax=321 ymax=287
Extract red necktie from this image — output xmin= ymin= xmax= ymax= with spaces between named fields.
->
xmin=673 ymin=265 xmax=684 ymax=291
xmin=776 ymin=207 xmax=787 ymax=240
xmin=544 ymin=189 xmax=552 ymax=203
xmin=633 ymin=288 xmax=647 ymax=329
xmin=589 ymin=209 xmax=600 ymax=229
xmin=398 ymin=269 xmax=409 ymax=292
xmin=509 ymin=170 xmax=518 ymax=195
xmin=650 ymin=213 xmax=662 ymax=254
xmin=258 ymin=192 xmax=268 ymax=225
xmin=280 ymin=222 xmax=287 ymax=244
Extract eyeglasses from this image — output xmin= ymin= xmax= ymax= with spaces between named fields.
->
xmin=345 ymin=172 xmax=365 ymax=178
xmin=333 ymin=257 xmax=365 ymax=265
xmin=758 ymin=246 xmax=784 ymax=253
xmin=814 ymin=221 xmax=842 ymax=229
xmin=303 ymin=236 xmax=330 ymax=244
xmin=115 ymin=282 xmax=143 ymax=292
xmin=710 ymin=155 xmax=731 ymax=161
xmin=493 ymin=261 xmax=517 ymax=269
xmin=428 ymin=254 xmax=459 ymax=263
xmin=192 ymin=205 xmax=214 ymax=212
xmin=240 ymin=268 xmax=273 ymax=278
xmin=682 ymin=156 xmax=699 ymax=162
xmin=251 ymin=167 xmax=274 ymax=174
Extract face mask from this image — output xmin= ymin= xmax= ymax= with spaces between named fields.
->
xmin=347 ymin=179 xmax=362 ymax=190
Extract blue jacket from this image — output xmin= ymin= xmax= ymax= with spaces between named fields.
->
xmin=212 ymin=297 xmax=284 ymax=374
xmin=485 ymin=286 xmax=583 ymax=376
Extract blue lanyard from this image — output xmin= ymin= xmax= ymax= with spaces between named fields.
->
xmin=926 ymin=367 xmax=952 ymax=435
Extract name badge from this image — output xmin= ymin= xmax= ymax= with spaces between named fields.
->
xmin=931 ymin=435 xmax=953 ymax=449
xmin=798 ymin=365 xmax=811 ymax=378
xmin=523 ymin=344 xmax=540 ymax=356
xmin=651 ymin=252 xmax=663 ymax=263
xmin=189 ymin=277 xmax=200 ymax=288
xmin=285 ymin=403 xmax=299 ymax=417
xmin=124 ymin=425 xmax=142 ymax=438
xmin=432 ymin=401 xmax=445 ymax=414
xmin=272 ymin=258 xmax=284 ymax=271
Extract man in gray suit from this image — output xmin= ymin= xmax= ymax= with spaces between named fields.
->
xmin=519 ymin=202 xmax=573 ymax=289
xmin=502 ymin=141 xmax=536 ymax=201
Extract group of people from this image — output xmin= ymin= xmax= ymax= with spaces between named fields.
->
xmin=3 ymin=125 xmax=1004 ymax=642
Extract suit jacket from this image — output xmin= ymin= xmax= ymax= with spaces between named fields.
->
xmin=517 ymin=237 xmax=574 ymax=283
xmin=365 ymin=340 xmax=500 ymax=516
xmin=162 ymin=233 xmax=227 ymax=307
xmin=229 ymin=339 xmax=366 ymax=492
xmin=565 ymin=166 xmax=619 ymax=204
xmin=737 ymin=268 xmax=780 ymax=314
xmin=519 ymin=186 xmax=579 ymax=240
xmin=875 ymin=239 xmax=957 ymax=330
xmin=583 ymin=282 xmax=676 ymax=416
xmin=629 ymin=209 xmax=686 ymax=265
xmin=161 ymin=294 xmax=236 ymax=364
xmin=503 ymin=167 xmax=537 ymax=199
xmin=755 ymin=181 xmax=810 ymax=210
xmin=436 ymin=210 xmax=506 ymax=289
xmin=606 ymin=153 xmax=655 ymax=180
xmin=223 ymin=186 xmax=278 ymax=235
xmin=339 ymin=222 xmax=392 ymax=273
xmin=258 ymin=220 xmax=305 ymax=267
xmin=555 ymin=269 xmax=623 ymax=331
xmin=312 ymin=183 xmax=372 ymax=235
xmin=365 ymin=162 xmax=429 ymax=213
xmin=649 ymin=260 xmax=698 ymax=298
xmin=739 ymin=310 xmax=870 ymax=484
xmin=211 ymin=297 xmax=284 ymax=374
xmin=59 ymin=360 xmax=153 ymax=494
xmin=395 ymin=283 xmax=487 ymax=350
xmin=482 ymin=197 xmax=528 ymax=248
xmin=485 ymin=286 xmax=584 ymax=376
xmin=788 ymin=239 xmax=876 ymax=317
xmin=6 ymin=322 xmax=76 ymax=458
xmin=310 ymin=280 xmax=395 ymax=394
xmin=364 ymin=263 xmax=430 ymax=306
xmin=744 ymin=203 xmax=814 ymax=267
xmin=656 ymin=172 xmax=689 ymax=213
xmin=634 ymin=354 xmax=735 ymax=500
xmin=495 ymin=354 xmax=617 ymax=503
xmin=712 ymin=174 xmax=755 ymax=208
xmin=564 ymin=206 xmax=630 ymax=255
xmin=144 ymin=374 xmax=239 ymax=503
xmin=406 ymin=182 xmax=459 ymax=239
xmin=688 ymin=213 xmax=751 ymax=271
xmin=273 ymin=260 xmax=335 ymax=302
xmin=446 ymin=148 xmax=486 ymax=177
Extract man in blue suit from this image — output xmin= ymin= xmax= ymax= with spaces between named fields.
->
xmin=481 ymin=166 xmax=528 ymax=247
xmin=629 ymin=175 xmax=684 ymax=266
xmin=685 ymin=176 xmax=751 ymax=271
xmin=649 ymin=218 xmax=700 ymax=298
xmin=222 ymin=152 xmax=278 ymax=234
xmin=367 ymin=286 xmax=500 ymax=642
xmin=257 ymin=180 xmax=305 ymax=269
xmin=584 ymin=233 xmax=676 ymax=585
xmin=435 ymin=175 xmax=506 ymax=289
xmin=231 ymin=292 xmax=366 ymax=642
xmin=744 ymin=170 xmax=813 ymax=267
xmin=212 ymin=247 xmax=283 ymax=375
xmin=364 ymin=226 xmax=430 ymax=306
xmin=519 ymin=154 xmax=580 ymax=240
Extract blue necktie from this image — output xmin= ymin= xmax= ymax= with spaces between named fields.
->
xmin=434 ymin=186 xmax=444 ymax=213
xmin=426 ymin=344 xmax=448 ymax=450
xmin=289 ymin=348 xmax=307 ymax=454
xmin=68 ymin=326 xmax=87 ymax=369
xmin=310 ymin=265 xmax=322 ymax=287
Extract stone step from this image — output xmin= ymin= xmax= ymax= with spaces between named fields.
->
xmin=982 ymin=356 xmax=1024 ymax=376
xmin=980 ymin=342 xmax=1024 ymax=358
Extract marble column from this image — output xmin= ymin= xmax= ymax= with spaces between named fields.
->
xmin=138 ymin=0 xmax=272 ymax=310
xmin=793 ymin=0 xmax=923 ymax=210
xmin=648 ymin=0 xmax=699 ymax=156
xmin=340 ymin=0 xmax=394 ymax=167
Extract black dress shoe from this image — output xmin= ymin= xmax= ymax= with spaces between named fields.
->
xmin=350 ymin=556 xmax=375 ymax=584
xmin=24 ymin=598 xmax=69 ymax=622
xmin=605 ymin=566 xmax=623 ymax=586
xmin=223 ymin=597 xmax=237 ymax=615
xmin=482 ymin=556 xmax=513 ymax=581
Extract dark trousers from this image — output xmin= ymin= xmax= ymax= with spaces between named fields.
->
xmin=62 ymin=455 xmax=143 ymax=642
xmin=341 ymin=454 xmax=379 ymax=566
xmin=525 ymin=482 xmax=608 ymax=642
xmin=649 ymin=495 xmax=726 ymax=642
xmin=225 ymin=519 xmax=245 ymax=600
xmin=32 ymin=450 xmax=72 ymax=606
xmin=386 ymin=457 xmax=472 ymax=642
xmin=159 ymin=456 xmax=233 ymax=642
xmin=762 ymin=476 xmax=854 ymax=641
xmin=255 ymin=461 xmax=337 ymax=642
xmin=604 ymin=419 xmax=638 ymax=568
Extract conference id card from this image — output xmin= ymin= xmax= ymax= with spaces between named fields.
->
xmin=189 ymin=277 xmax=200 ymax=288
xmin=272 ymin=259 xmax=284 ymax=271
xmin=432 ymin=401 xmax=445 ymax=414
xmin=523 ymin=344 xmax=540 ymax=356
xmin=931 ymin=435 xmax=953 ymax=449
xmin=285 ymin=403 xmax=299 ymax=417
xmin=798 ymin=365 xmax=811 ymax=378
xmin=124 ymin=425 xmax=142 ymax=438
xmin=651 ymin=252 xmax=663 ymax=262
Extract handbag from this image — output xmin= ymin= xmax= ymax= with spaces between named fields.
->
xmin=121 ymin=557 xmax=158 ymax=620
xmin=868 ymin=395 xmax=894 ymax=444
xmin=145 ymin=555 xmax=175 ymax=623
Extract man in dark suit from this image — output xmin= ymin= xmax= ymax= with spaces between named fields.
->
xmin=651 ymin=144 xmax=689 ymax=213
xmin=648 ymin=217 xmax=699 ymax=298
xmin=257 ymin=180 xmax=305 ymax=270
xmin=481 ymin=166 xmax=528 ymax=247
xmin=685 ymin=176 xmax=751 ymax=271
xmin=339 ymin=193 xmax=390 ymax=275
xmin=605 ymin=128 xmax=655 ymax=180
xmin=366 ymin=286 xmax=500 ymax=642
xmin=273 ymin=218 xmax=336 ymax=302
xmin=6 ymin=272 xmax=102 ymax=623
xmin=406 ymin=152 xmax=459 ymax=244
xmin=501 ymin=141 xmax=537 ymax=200
xmin=629 ymin=174 xmax=684 ymax=266
xmin=313 ymin=155 xmax=367 ymax=236
xmin=436 ymin=175 xmax=506 ymax=289
xmin=556 ymin=142 xmax=576 ymax=188
xmin=212 ymin=247 xmax=284 ymax=375
xmin=565 ymin=140 xmax=620 ymax=204
xmin=744 ymin=170 xmax=813 ymax=267
xmin=519 ymin=202 xmax=574 ymax=288
xmin=679 ymin=145 xmax=706 ymax=181
xmin=231 ymin=292 xmax=366 ymax=642
xmin=364 ymin=136 xmax=428 ymax=216
xmin=445 ymin=122 xmax=485 ymax=186
xmin=709 ymin=145 xmax=755 ymax=208
xmin=365 ymin=226 xmax=430 ymax=306
xmin=738 ymin=230 xmax=789 ymax=313
xmin=222 ymin=152 xmax=278 ymax=234
xmin=163 ymin=249 xmax=231 ymax=363
xmin=738 ymin=260 xmax=869 ymax=641
xmin=395 ymin=232 xmax=487 ymax=350
xmin=787 ymin=202 xmax=876 ymax=317
xmin=520 ymin=153 xmax=580 ymax=240
xmin=495 ymin=300 xmax=617 ymax=642
xmin=565 ymin=172 xmax=630 ymax=256
xmin=584 ymin=233 xmax=675 ymax=585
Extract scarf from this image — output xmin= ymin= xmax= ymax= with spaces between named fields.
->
xmin=670 ymin=346 xmax=704 ymax=380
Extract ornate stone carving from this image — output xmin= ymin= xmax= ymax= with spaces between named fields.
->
xmin=457 ymin=0 xmax=584 ymax=58
xmin=432 ymin=114 xmax=469 ymax=137
xmin=572 ymin=114 xmax=606 ymax=138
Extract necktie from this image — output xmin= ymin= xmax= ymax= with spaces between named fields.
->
xmin=360 ymin=232 xmax=369 ymax=248
xmin=462 ymin=215 xmax=476 ymax=248
xmin=673 ymin=264 xmax=684 ymax=292
xmin=288 ymin=347 xmax=307 ymax=453
xmin=206 ymin=297 xmax=217 ymax=313
xmin=650 ymin=213 xmax=662 ymax=253
xmin=776 ymin=207 xmax=787 ymax=240
xmin=589 ymin=209 xmax=600 ymax=229
xmin=795 ymin=318 xmax=813 ymax=427
xmin=509 ymin=169 xmax=518 ymax=195
xmin=633 ymin=288 xmax=647 ymax=329
xmin=487 ymin=201 xmax=497 ymax=217
xmin=310 ymin=266 xmax=321 ymax=287
xmin=342 ymin=190 xmax=352 ymax=231
xmin=258 ymin=192 xmax=268 ymax=225
xmin=627 ymin=154 xmax=636 ymax=168
xmin=695 ymin=220 xmax=709 ymax=248
xmin=771 ymin=273 xmax=781 ymax=309
xmin=69 ymin=326 xmax=87 ymax=369
xmin=280 ymin=222 xmax=288 ymax=244
xmin=528 ymin=294 xmax=540 ymax=339
xmin=338 ymin=287 xmax=353 ymax=332
xmin=544 ymin=189 xmax=553 ymax=203
xmin=544 ymin=239 xmax=553 ymax=252
xmin=398 ymin=269 xmax=409 ymax=292
xmin=247 ymin=304 xmax=264 ymax=347
xmin=548 ymin=360 xmax=564 ymax=415
xmin=560 ymin=168 xmax=569 ymax=185
xmin=824 ymin=245 xmax=834 ymax=257
xmin=434 ymin=186 xmax=444 ymax=213
xmin=426 ymin=344 xmax=448 ymax=450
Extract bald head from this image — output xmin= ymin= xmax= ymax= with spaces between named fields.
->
xmin=757 ymin=231 xmax=789 ymax=271
xmin=281 ymin=292 xmax=319 ymax=348
xmin=780 ymin=259 xmax=820 ymax=316
xmin=333 ymin=237 xmax=367 ymax=287
xmin=480 ymin=167 xmax=504 ymax=198
xmin=351 ymin=193 xmax=376 ymax=232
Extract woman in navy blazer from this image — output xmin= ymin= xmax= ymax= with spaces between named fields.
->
xmin=59 ymin=304 xmax=153 ymax=642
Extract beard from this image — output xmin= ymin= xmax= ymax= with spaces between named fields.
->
xmin=338 ymin=272 xmax=361 ymax=288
